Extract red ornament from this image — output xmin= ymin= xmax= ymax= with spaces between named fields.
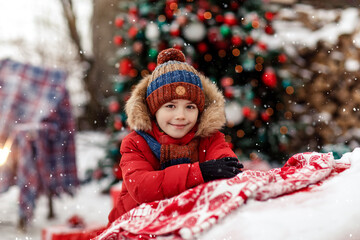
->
xmin=257 ymin=42 xmax=267 ymax=51
xmin=128 ymin=6 xmax=138 ymax=16
xmin=278 ymin=53 xmax=287 ymax=63
xmin=261 ymin=112 xmax=270 ymax=122
xmin=133 ymin=41 xmax=144 ymax=53
xmin=108 ymin=101 xmax=120 ymax=113
xmin=231 ymin=35 xmax=242 ymax=46
xmin=147 ymin=62 xmax=157 ymax=72
xmin=128 ymin=26 xmax=138 ymax=39
xmin=221 ymin=77 xmax=233 ymax=87
xmin=215 ymin=14 xmax=224 ymax=23
xmin=208 ymin=27 xmax=220 ymax=43
xmin=224 ymin=87 xmax=234 ymax=98
xmin=165 ymin=9 xmax=174 ymax=19
xmin=262 ymin=68 xmax=277 ymax=88
xmin=197 ymin=42 xmax=208 ymax=54
xmin=265 ymin=12 xmax=275 ymax=21
xmin=165 ymin=0 xmax=178 ymax=19
xmin=197 ymin=9 xmax=206 ymax=21
xmin=115 ymin=17 xmax=124 ymax=28
xmin=224 ymin=12 xmax=237 ymax=26
xmin=265 ymin=25 xmax=274 ymax=35
xmin=242 ymin=106 xmax=251 ymax=118
xmin=114 ymin=119 xmax=123 ymax=130
xmin=170 ymin=26 xmax=180 ymax=36
xmin=113 ymin=35 xmax=123 ymax=46
xmin=245 ymin=36 xmax=254 ymax=45
xmin=119 ymin=58 xmax=133 ymax=76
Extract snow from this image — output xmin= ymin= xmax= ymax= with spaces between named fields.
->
xmin=0 ymin=132 xmax=111 ymax=240
xmin=261 ymin=5 xmax=360 ymax=54
xmin=199 ymin=149 xmax=360 ymax=240
xmin=345 ymin=58 xmax=360 ymax=72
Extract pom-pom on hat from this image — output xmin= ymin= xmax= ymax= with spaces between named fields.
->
xmin=146 ymin=48 xmax=205 ymax=115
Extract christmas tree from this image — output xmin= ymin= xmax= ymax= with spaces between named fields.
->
xmin=100 ymin=0 xmax=297 ymax=185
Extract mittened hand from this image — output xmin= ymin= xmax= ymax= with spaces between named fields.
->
xmin=199 ymin=157 xmax=243 ymax=182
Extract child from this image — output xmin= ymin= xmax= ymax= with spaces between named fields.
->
xmin=108 ymin=48 xmax=243 ymax=223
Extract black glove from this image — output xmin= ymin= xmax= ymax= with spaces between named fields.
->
xmin=199 ymin=157 xmax=243 ymax=182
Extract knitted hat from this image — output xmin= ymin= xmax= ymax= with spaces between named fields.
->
xmin=146 ymin=48 xmax=205 ymax=115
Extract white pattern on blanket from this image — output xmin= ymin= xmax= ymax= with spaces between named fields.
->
xmin=95 ymin=150 xmax=355 ymax=240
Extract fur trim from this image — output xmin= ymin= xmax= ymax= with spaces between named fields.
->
xmin=196 ymin=74 xmax=226 ymax=137
xmin=125 ymin=75 xmax=152 ymax=132
xmin=125 ymin=73 xmax=226 ymax=137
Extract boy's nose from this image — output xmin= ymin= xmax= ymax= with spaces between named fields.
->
xmin=175 ymin=108 xmax=186 ymax=119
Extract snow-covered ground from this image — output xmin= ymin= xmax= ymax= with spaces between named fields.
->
xmin=0 ymin=132 xmax=112 ymax=240
xmin=200 ymin=149 xmax=360 ymax=240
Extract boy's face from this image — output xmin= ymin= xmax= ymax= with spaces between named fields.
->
xmin=155 ymin=99 xmax=199 ymax=139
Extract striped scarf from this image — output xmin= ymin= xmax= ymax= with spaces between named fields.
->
xmin=136 ymin=122 xmax=199 ymax=170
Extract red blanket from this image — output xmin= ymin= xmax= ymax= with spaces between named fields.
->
xmin=95 ymin=152 xmax=351 ymax=240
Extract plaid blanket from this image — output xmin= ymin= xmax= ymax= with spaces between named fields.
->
xmin=0 ymin=58 xmax=78 ymax=221
xmin=95 ymin=151 xmax=351 ymax=240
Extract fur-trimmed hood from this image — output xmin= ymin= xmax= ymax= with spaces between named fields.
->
xmin=125 ymin=73 xmax=226 ymax=138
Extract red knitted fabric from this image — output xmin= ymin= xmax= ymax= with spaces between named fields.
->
xmin=146 ymin=48 xmax=205 ymax=115
xmin=157 ymin=48 xmax=186 ymax=65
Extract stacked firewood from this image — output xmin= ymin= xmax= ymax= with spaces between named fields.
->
xmin=277 ymin=5 xmax=360 ymax=152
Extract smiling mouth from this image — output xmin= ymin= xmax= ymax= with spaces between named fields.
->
xmin=170 ymin=123 xmax=188 ymax=128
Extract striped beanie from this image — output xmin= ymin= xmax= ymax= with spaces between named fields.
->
xmin=146 ymin=48 xmax=205 ymax=115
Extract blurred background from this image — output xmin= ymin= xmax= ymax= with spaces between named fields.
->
xmin=0 ymin=0 xmax=360 ymax=238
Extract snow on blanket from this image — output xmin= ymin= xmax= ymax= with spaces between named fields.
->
xmin=95 ymin=151 xmax=353 ymax=240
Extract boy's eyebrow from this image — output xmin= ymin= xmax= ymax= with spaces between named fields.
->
xmin=167 ymin=100 xmax=195 ymax=104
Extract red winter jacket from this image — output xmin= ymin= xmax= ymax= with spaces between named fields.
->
xmin=107 ymin=128 xmax=236 ymax=224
